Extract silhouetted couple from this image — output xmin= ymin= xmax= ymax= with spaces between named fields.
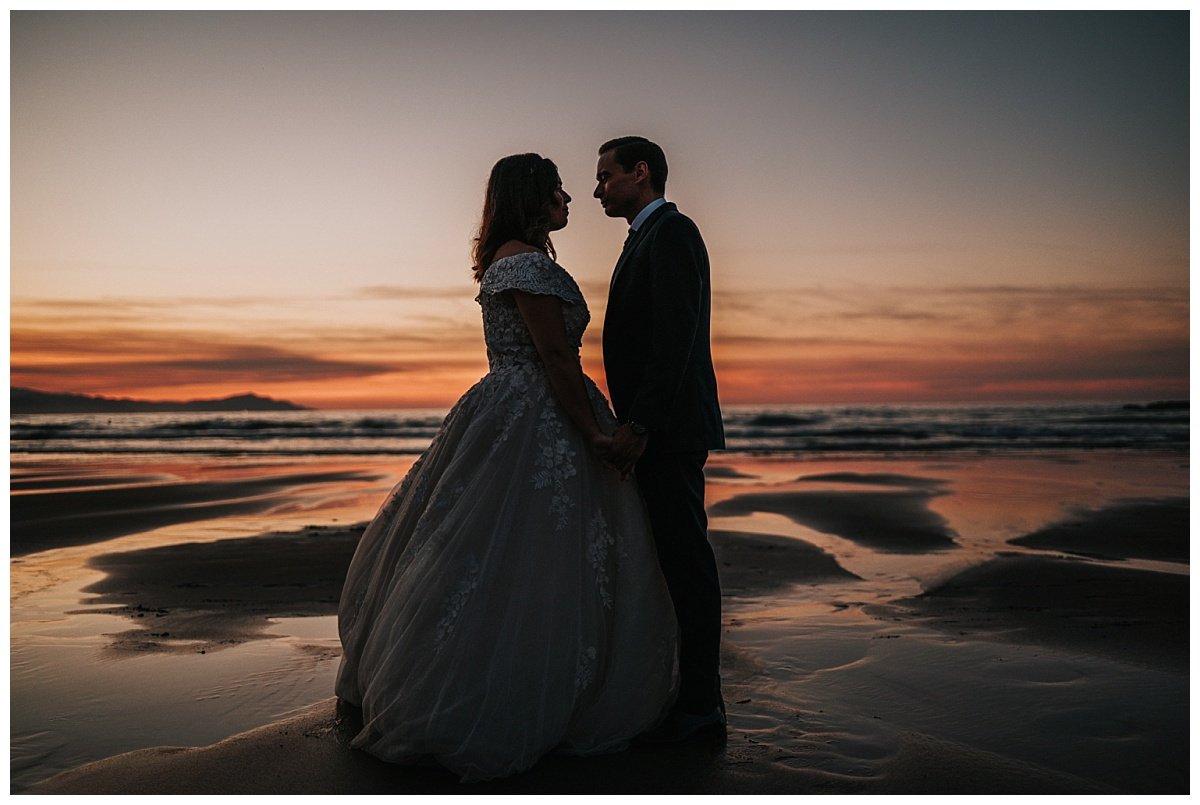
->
xmin=335 ymin=136 xmax=724 ymax=781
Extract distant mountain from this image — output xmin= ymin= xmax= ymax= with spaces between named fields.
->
xmin=11 ymin=387 xmax=311 ymax=414
xmin=1122 ymin=400 xmax=1188 ymax=412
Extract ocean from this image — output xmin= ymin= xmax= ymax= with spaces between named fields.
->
xmin=10 ymin=402 xmax=1188 ymax=457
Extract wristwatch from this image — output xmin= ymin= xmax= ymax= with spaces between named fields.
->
xmin=628 ymin=420 xmax=650 ymax=436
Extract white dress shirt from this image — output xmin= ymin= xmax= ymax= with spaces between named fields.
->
xmin=630 ymin=197 xmax=668 ymax=232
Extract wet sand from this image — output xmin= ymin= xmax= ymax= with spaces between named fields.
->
xmin=77 ymin=527 xmax=364 ymax=654
xmin=1008 ymin=496 xmax=1189 ymax=563
xmin=13 ymin=453 xmax=1190 ymax=794
xmin=28 ymin=523 xmax=1116 ymax=795
xmin=71 ymin=523 xmax=856 ymax=655
xmin=30 ymin=696 xmax=1115 ymax=795
xmin=708 ymin=478 xmax=959 ymax=553
xmin=892 ymin=552 xmax=1188 ymax=672
xmin=11 ymin=462 xmax=384 ymax=556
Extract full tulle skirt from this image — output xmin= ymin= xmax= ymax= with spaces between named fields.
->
xmin=335 ymin=363 xmax=678 ymax=781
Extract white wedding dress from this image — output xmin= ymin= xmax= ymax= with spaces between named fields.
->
xmin=335 ymin=251 xmax=678 ymax=781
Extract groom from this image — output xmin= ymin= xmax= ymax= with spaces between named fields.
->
xmin=595 ymin=136 xmax=726 ymax=742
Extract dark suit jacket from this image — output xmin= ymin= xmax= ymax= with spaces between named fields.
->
xmin=602 ymin=202 xmax=725 ymax=452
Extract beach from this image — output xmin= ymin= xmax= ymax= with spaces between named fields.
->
xmin=12 ymin=450 xmax=1189 ymax=794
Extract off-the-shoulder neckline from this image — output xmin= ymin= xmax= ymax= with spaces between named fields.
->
xmin=488 ymin=251 xmax=553 ymax=268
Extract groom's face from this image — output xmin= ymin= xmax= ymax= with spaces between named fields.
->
xmin=594 ymin=150 xmax=642 ymax=222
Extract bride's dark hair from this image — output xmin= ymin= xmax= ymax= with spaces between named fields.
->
xmin=472 ymin=153 xmax=560 ymax=282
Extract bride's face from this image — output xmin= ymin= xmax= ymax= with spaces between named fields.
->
xmin=547 ymin=182 xmax=572 ymax=231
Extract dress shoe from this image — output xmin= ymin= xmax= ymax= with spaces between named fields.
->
xmin=636 ymin=706 xmax=727 ymax=744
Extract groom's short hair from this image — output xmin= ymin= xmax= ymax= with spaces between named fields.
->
xmin=599 ymin=136 xmax=668 ymax=194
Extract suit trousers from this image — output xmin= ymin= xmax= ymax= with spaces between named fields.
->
xmin=635 ymin=448 xmax=722 ymax=714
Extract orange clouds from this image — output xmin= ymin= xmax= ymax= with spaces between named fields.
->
xmin=710 ymin=283 xmax=1188 ymax=403
xmin=11 ymin=282 xmax=1188 ymax=409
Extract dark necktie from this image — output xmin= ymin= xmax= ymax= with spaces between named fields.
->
xmin=611 ymin=228 xmax=638 ymax=293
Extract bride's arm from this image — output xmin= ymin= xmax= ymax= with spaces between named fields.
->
xmin=511 ymin=290 xmax=612 ymax=460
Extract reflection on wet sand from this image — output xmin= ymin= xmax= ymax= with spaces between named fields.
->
xmin=11 ymin=460 xmax=387 ymax=556
xmin=710 ymin=481 xmax=959 ymax=553
xmin=13 ymin=452 xmax=1190 ymax=793
xmin=1009 ymin=496 xmax=1189 ymax=563
xmin=712 ymin=529 xmax=860 ymax=592
xmin=892 ymin=551 xmax=1188 ymax=672
xmin=78 ymin=527 xmax=364 ymax=654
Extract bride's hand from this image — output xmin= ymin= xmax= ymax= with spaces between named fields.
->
xmin=589 ymin=433 xmax=618 ymax=470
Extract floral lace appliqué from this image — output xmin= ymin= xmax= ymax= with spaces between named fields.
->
xmin=477 ymin=252 xmax=590 ymax=372
xmin=586 ymin=511 xmax=615 ymax=609
xmin=532 ymin=407 xmax=577 ymax=530
xmin=575 ymin=645 xmax=597 ymax=691
xmin=492 ymin=364 xmax=539 ymax=445
xmin=434 ymin=557 xmax=481 ymax=651
xmin=427 ymin=481 xmax=466 ymax=518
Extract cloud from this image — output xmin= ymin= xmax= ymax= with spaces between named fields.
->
xmin=353 ymin=285 xmax=472 ymax=301
xmin=712 ymin=282 xmax=1187 ymax=341
xmin=705 ymin=283 xmax=1187 ymax=403
xmin=10 ymin=282 xmax=1187 ymax=406
xmin=12 ymin=341 xmax=396 ymax=388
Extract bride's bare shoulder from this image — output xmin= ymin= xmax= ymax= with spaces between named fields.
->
xmin=493 ymin=240 xmax=543 ymax=262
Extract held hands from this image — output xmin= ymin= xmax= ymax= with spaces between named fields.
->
xmin=589 ymin=432 xmax=616 ymax=469
xmin=588 ymin=425 xmax=648 ymax=480
xmin=606 ymin=423 xmax=649 ymax=481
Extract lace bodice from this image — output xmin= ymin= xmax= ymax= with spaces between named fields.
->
xmin=477 ymin=252 xmax=589 ymax=370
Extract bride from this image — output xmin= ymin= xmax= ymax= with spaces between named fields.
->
xmin=335 ymin=153 xmax=678 ymax=781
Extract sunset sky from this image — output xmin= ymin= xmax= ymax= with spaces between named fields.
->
xmin=10 ymin=11 xmax=1189 ymax=409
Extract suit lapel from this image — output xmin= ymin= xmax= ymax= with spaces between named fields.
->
xmin=609 ymin=230 xmax=643 ymax=293
xmin=609 ymin=202 xmax=675 ymax=293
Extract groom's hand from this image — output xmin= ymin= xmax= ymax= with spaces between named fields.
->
xmin=610 ymin=423 xmax=649 ymax=481
xmin=589 ymin=432 xmax=621 ymax=473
